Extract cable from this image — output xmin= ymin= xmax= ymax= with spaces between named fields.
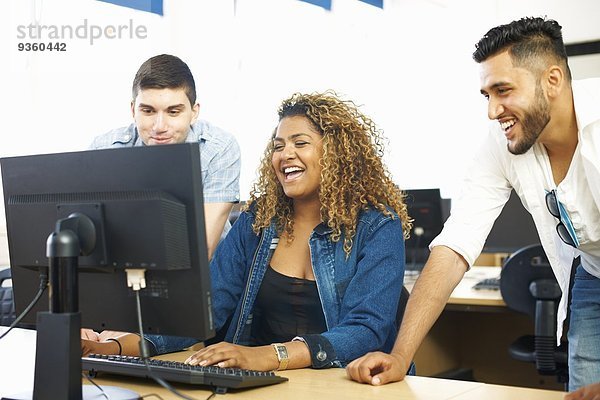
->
xmin=0 ymin=267 xmax=48 ymax=341
xmin=84 ymin=372 xmax=174 ymax=400
xmin=135 ymin=289 xmax=151 ymax=359
xmin=140 ymin=394 xmax=165 ymax=400
xmin=126 ymin=269 xmax=201 ymax=400
xmin=82 ymin=372 xmax=109 ymax=400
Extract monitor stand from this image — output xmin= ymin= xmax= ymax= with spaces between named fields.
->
xmin=1 ymin=214 xmax=140 ymax=400
xmin=3 ymin=386 xmax=140 ymax=400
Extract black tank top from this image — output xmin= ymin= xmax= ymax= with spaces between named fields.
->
xmin=250 ymin=265 xmax=327 ymax=346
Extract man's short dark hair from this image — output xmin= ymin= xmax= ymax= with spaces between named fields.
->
xmin=132 ymin=54 xmax=197 ymax=105
xmin=473 ymin=16 xmax=571 ymax=81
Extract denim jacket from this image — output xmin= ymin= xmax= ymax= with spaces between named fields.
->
xmin=148 ymin=206 xmax=405 ymax=368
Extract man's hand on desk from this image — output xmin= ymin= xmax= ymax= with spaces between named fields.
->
xmin=346 ymin=351 xmax=409 ymax=385
xmin=564 ymin=382 xmax=600 ymax=400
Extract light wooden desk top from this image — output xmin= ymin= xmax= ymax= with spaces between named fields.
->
xmin=0 ymin=327 xmax=565 ymax=400
xmin=404 ymin=266 xmax=505 ymax=308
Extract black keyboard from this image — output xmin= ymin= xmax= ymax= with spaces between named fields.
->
xmin=82 ymin=354 xmax=288 ymax=393
xmin=472 ymin=277 xmax=501 ymax=291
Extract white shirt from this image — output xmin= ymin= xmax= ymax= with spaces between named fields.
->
xmin=430 ymin=78 xmax=600 ymax=343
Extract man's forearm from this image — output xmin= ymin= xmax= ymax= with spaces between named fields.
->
xmin=204 ymin=202 xmax=234 ymax=260
xmin=391 ymin=246 xmax=468 ymax=362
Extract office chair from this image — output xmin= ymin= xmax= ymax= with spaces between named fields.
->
xmin=227 ymin=201 xmax=246 ymax=225
xmin=396 ymin=285 xmax=418 ymax=376
xmin=396 ymin=285 xmax=410 ymax=328
xmin=500 ymin=244 xmax=568 ymax=385
xmin=0 ymin=268 xmax=16 ymax=327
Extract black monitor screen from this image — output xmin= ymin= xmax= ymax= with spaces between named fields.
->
xmin=1 ymin=143 xmax=214 ymax=340
xmin=483 ymin=189 xmax=541 ymax=253
xmin=404 ymin=188 xmax=447 ymax=270
xmin=405 ymin=188 xmax=445 ymax=249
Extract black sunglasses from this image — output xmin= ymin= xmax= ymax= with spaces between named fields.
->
xmin=545 ymin=190 xmax=577 ymax=248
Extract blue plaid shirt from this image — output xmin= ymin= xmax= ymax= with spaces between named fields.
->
xmin=90 ymin=120 xmax=241 ymax=204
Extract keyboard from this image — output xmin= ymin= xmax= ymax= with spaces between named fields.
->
xmin=472 ymin=277 xmax=501 ymax=291
xmin=82 ymin=354 xmax=288 ymax=393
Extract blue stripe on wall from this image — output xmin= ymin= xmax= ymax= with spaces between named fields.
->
xmin=297 ymin=0 xmax=332 ymax=10
xmin=358 ymin=0 xmax=383 ymax=8
xmin=97 ymin=0 xmax=163 ymax=16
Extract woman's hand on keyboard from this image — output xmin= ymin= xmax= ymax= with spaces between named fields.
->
xmin=184 ymin=342 xmax=278 ymax=371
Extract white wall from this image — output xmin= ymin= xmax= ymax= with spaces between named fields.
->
xmin=1 ymin=0 xmax=600 ymax=266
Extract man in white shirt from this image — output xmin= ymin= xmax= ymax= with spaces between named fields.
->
xmin=347 ymin=16 xmax=600 ymax=395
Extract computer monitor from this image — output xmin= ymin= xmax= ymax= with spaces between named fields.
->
xmin=1 ymin=143 xmax=214 ymax=398
xmin=483 ymin=189 xmax=541 ymax=254
xmin=404 ymin=188 xmax=447 ymax=271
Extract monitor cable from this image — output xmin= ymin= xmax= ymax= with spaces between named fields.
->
xmin=126 ymin=269 xmax=204 ymax=400
xmin=0 ymin=266 xmax=48 ymax=341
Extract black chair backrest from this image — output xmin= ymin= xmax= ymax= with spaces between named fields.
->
xmin=396 ymin=285 xmax=410 ymax=329
xmin=0 ymin=268 xmax=16 ymax=327
xmin=500 ymin=244 xmax=560 ymax=318
xmin=500 ymin=244 xmax=567 ymax=378
xmin=228 ymin=201 xmax=246 ymax=225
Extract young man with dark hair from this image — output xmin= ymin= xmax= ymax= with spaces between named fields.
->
xmin=347 ymin=17 xmax=600 ymax=395
xmin=90 ymin=54 xmax=241 ymax=260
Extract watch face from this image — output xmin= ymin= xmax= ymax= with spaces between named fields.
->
xmin=274 ymin=344 xmax=288 ymax=360
xmin=273 ymin=343 xmax=289 ymax=370
xmin=279 ymin=346 xmax=288 ymax=358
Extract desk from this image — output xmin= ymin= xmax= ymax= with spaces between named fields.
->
xmin=405 ymin=266 xmax=504 ymax=308
xmin=405 ymin=266 xmax=563 ymax=390
xmin=0 ymin=328 xmax=565 ymax=399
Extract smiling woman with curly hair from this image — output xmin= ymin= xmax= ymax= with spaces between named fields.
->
xmin=248 ymin=91 xmax=411 ymax=255
xmin=96 ymin=91 xmax=411 ymax=374
xmin=182 ymin=90 xmax=411 ymax=372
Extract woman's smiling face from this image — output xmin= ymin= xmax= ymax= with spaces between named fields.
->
xmin=271 ymin=116 xmax=324 ymax=202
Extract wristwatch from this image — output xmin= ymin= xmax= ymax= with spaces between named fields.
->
xmin=272 ymin=343 xmax=289 ymax=370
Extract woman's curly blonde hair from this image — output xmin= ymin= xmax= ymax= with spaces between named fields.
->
xmin=245 ymin=90 xmax=412 ymax=256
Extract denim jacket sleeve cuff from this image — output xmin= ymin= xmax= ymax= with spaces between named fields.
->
xmin=141 ymin=335 xmax=159 ymax=356
xmin=293 ymin=334 xmax=337 ymax=368
xmin=143 ymin=334 xmax=198 ymax=356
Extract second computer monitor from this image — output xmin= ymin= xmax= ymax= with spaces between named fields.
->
xmin=404 ymin=188 xmax=447 ymax=270
xmin=483 ymin=189 xmax=541 ymax=254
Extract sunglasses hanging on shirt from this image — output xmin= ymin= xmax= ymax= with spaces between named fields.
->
xmin=545 ymin=189 xmax=579 ymax=248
